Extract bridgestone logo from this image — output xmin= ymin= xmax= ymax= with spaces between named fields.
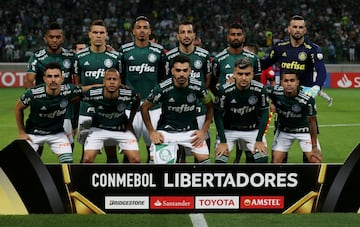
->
xmin=105 ymin=196 xmax=149 ymax=209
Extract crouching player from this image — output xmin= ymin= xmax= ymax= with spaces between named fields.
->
xmin=268 ymin=70 xmax=322 ymax=163
xmin=213 ymin=58 xmax=269 ymax=163
xmin=15 ymin=62 xmax=96 ymax=163
xmin=82 ymin=69 xmax=141 ymax=163
xmin=141 ymin=55 xmax=214 ymax=164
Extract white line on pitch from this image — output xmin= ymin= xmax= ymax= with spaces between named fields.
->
xmin=189 ymin=213 xmax=208 ymax=227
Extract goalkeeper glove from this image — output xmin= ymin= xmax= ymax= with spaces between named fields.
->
xmin=301 ymin=85 xmax=320 ymax=98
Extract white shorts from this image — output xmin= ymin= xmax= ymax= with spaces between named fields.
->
xmin=196 ymin=114 xmax=209 ymax=140
xmin=27 ymin=132 xmax=72 ymax=155
xmin=63 ymin=119 xmax=74 ymax=144
xmin=126 ymin=108 xmax=161 ymax=146
xmin=84 ymin=127 xmax=139 ymax=151
xmin=215 ymin=129 xmax=267 ymax=152
xmin=271 ymin=131 xmax=321 ymax=153
xmin=151 ymin=130 xmax=209 ymax=156
xmin=77 ymin=115 xmax=92 ymax=144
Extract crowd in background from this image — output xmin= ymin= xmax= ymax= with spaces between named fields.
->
xmin=1 ymin=0 xmax=359 ymax=63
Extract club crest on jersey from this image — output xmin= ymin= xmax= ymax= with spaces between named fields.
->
xmin=248 ymin=95 xmax=258 ymax=105
xmin=63 ymin=59 xmax=72 ymax=69
xmin=187 ymin=93 xmax=197 ymax=103
xmin=298 ymin=52 xmax=307 ymax=61
xmin=60 ymin=99 xmax=69 ymax=109
xmin=148 ymin=53 xmax=157 ymax=63
xmin=104 ymin=59 xmax=113 ymax=68
xmin=117 ymin=103 xmax=127 ymax=112
xmin=317 ymin=53 xmax=323 ymax=60
xmin=291 ymin=104 xmax=301 ymax=113
xmin=194 ymin=60 xmax=202 ymax=69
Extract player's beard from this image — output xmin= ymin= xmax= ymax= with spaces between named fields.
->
xmin=229 ymin=41 xmax=243 ymax=49
xmin=176 ymin=76 xmax=188 ymax=87
xmin=48 ymin=44 xmax=61 ymax=52
xmin=180 ymin=39 xmax=192 ymax=47
xmin=291 ymin=33 xmax=303 ymax=41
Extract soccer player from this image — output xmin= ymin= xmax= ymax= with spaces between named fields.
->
xmin=82 ymin=69 xmax=141 ymax=163
xmin=72 ymin=41 xmax=87 ymax=54
xmin=118 ymin=16 xmax=167 ymax=163
xmin=214 ymin=58 xmax=269 ymax=163
xmin=267 ymin=70 xmax=322 ymax=163
xmin=25 ymin=22 xmax=76 ymax=154
xmin=166 ymin=21 xmax=212 ymax=163
xmin=261 ymin=15 xmax=333 ymax=106
xmin=212 ymin=23 xmax=262 ymax=163
xmin=15 ymin=62 xmax=93 ymax=163
xmin=141 ymin=55 xmax=214 ymax=164
xmin=74 ymin=19 xmax=122 ymax=163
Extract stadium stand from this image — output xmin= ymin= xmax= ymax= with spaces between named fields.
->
xmin=0 ymin=0 xmax=359 ymax=63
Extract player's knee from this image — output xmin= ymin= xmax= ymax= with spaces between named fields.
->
xmin=82 ymin=151 xmax=96 ymax=163
xmin=126 ymin=151 xmax=141 ymax=163
xmin=271 ymin=151 xmax=285 ymax=163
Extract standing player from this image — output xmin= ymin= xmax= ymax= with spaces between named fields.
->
xmin=118 ymin=16 xmax=167 ymax=163
xmin=74 ymin=19 xmax=122 ymax=163
xmin=25 ymin=22 xmax=76 ymax=154
xmin=261 ymin=15 xmax=331 ymax=162
xmin=261 ymin=15 xmax=333 ymax=106
xmin=16 ymin=62 xmax=93 ymax=163
xmin=212 ymin=23 xmax=262 ymax=163
xmin=141 ymin=55 xmax=214 ymax=164
xmin=267 ymin=70 xmax=322 ymax=163
xmin=82 ymin=69 xmax=141 ymax=163
xmin=166 ymin=21 xmax=212 ymax=163
xmin=214 ymin=59 xmax=269 ymax=163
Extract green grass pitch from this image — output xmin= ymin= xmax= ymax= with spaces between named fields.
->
xmin=1 ymin=87 xmax=359 ymax=225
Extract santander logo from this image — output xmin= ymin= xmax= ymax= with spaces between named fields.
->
xmin=150 ymin=196 xmax=194 ymax=209
xmin=337 ymin=74 xmax=352 ymax=88
xmin=330 ymin=72 xmax=360 ymax=88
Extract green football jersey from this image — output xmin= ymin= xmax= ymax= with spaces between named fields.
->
xmin=27 ymin=47 xmax=75 ymax=85
xmin=268 ymin=86 xmax=317 ymax=133
xmin=212 ymin=48 xmax=261 ymax=85
xmin=20 ymin=84 xmax=83 ymax=135
xmin=83 ymin=86 xmax=138 ymax=131
xmin=166 ymin=46 xmax=211 ymax=83
xmin=74 ymin=47 xmax=122 ymax=116
xmin=119 ymin=42 xmax=166 ymax=101
xmin=166 ymin=46 xmax=212 ymax=116
xmin=215 ymin=80 xmax=269 ymax=131
xmin=146 ymin=77 xmax=212 ymax=132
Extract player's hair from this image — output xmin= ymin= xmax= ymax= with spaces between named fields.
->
xmin=46 ymin=22 xmax=62 ymax=34
xmin=90 ymin=19 xmax=106 ymax=30
xmin=227 ymin=23 xmax=244 ymax=33
xmin=177 ymin=21 xmax=195 ymax=33
xmin=72 ymin=41 xmax=87 ymax=50
xmin=173 ymin=55 xmax=190 ymax=65
xmin=105 ymin=68 xmax=120 ymax=78
xmin=234 ymin=58 xmax=252 ymax=69
xmin=289 ymin=15 xmax=306 ymax=25
xmin=44 ymin=62 xmax=62 ymax=72
xmin=281 ymin=69 xmax=299 ymax=79
xmin=133 ymin=16 xmax=151 ymax=28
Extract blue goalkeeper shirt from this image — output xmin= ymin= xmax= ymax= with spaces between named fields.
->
xmin=261 ymin=38 xmax=327 ymax=88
